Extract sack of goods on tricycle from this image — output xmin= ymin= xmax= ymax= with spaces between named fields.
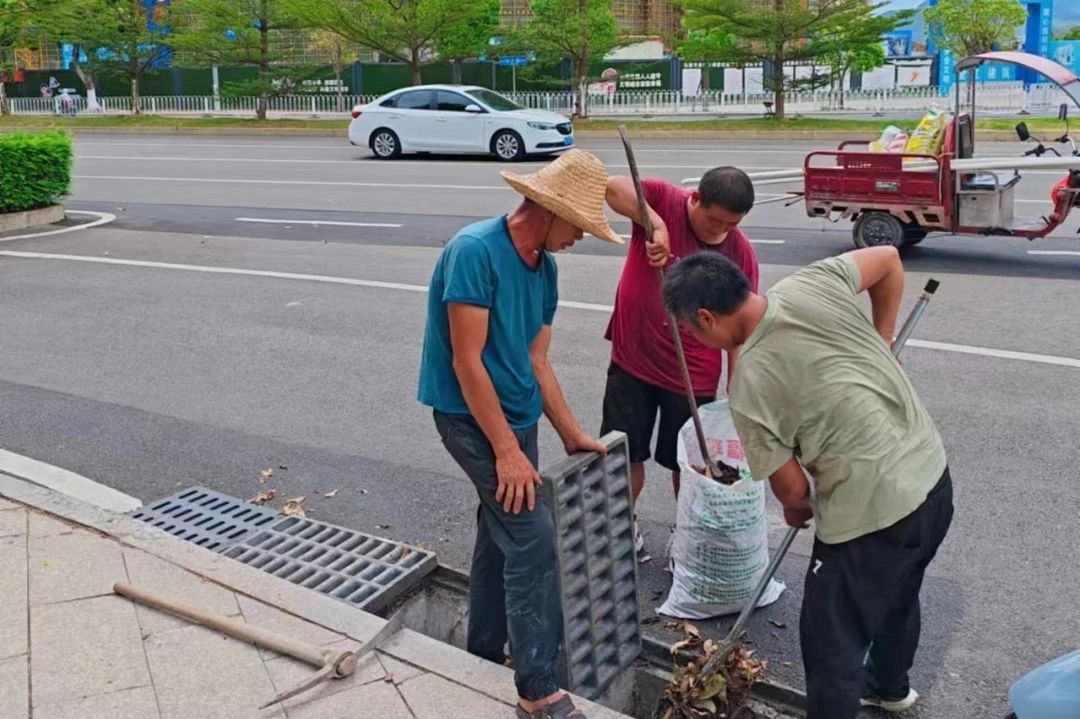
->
xmin=800 ymin=51 xmax=1080 ymax=249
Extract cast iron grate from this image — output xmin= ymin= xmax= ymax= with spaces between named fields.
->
xmin=222 ymin=516 xmax=438 ymax=612
xmin=129 ymin=486 xmax=278 ymax=552
xmin=541 ymin=431 xmax=641 ymax=699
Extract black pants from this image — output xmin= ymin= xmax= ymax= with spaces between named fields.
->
xmin=802 ymin=468 xmax=954 ymax=719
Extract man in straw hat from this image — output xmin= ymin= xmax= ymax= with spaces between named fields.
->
xmin=418 ymin=149 xmax=623 ymax=719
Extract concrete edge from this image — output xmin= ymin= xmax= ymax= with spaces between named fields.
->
xmin=0 ymin=449 xmax=141 ymax=512
xmin=0 ymin=473 xmax=631 ymax=718
xmin=0 ymin=204 xmax=65 ymax=233
xmin=0 ymin=125 xmax=1023 ymax=141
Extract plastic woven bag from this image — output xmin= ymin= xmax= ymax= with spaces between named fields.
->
xmin=904 ymin=108 xmax=949 ymax=159
xmin=658 ymin=400 xmax=785 ymax=619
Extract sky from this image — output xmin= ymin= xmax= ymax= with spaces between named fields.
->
xmin=880 ymin=0 xmax=1080 ymax=30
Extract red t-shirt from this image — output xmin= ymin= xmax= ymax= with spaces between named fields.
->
xmin=605 ymin=179 xmax=760 ymax=395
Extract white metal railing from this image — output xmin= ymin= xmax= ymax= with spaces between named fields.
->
xmin=6 ymin=84 xmax=1069 ymax=118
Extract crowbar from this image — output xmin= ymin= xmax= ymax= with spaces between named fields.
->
xmin=113 ymin=582 xmax=405 ymax=709
xmin=618 ymin=125 xmax=726 ymax=481
xmin=694 ymin=278 xmax=942 ymax=684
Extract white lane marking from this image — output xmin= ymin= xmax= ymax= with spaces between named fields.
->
xmin=79 ymin=154 xmax=789 ymax=171
xmin=236 ymin=217 xmax=403 ymax=229
xmin=1027 ymin=249 xmax=1080 ymax=256
xmin=1 ymin=250 xmax=1076 ymax=370
xmin=0 ymin=210 xmax=116 ymax=243
xmin=74 ymin=174 xmax=507 ymax=191
xmin=0 ymin=448 xmax=142 ymax=513
xmin=749 ymin=239 xmax=786 ymax=244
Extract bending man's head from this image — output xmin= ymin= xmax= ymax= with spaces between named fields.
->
xmin=663 ymin=253 xmax=752 ymax=351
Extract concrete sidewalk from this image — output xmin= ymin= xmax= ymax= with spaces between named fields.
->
xmin=0 ymin=474 xmax=630 ymax=719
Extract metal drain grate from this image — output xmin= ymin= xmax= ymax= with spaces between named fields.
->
xmin=222 ymin=516 xmax=438 ymax=612
xmin=129 ymin=486 xmax=278 ymax=552
xmin=541 ymin=432 xmax=641 ymax=699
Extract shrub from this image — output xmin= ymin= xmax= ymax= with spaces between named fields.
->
xmin=0 ymin=131 xmax=72 ymax=213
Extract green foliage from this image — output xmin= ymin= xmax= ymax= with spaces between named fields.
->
xmin=924 ymin=0 xmax=1028 ymax=57
xmin=0 ymin=0 xmax=33 ymax=114
xmin=299 ymin=0 xmax=498 ymax=85
xmin=0 ymin=131 xmax=72 ymax=212
xmin=1063 ymin=26 xmax=1080 ymax=41
xmin=673 ymin=0 xmax=908 ymax=118
xmin=511 ymin=0 xmax=618 ymax=116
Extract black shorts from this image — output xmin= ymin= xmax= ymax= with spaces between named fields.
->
xmin=600 ymin=362 xmax=715 ymax=472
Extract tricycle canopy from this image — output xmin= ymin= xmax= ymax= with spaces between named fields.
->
xmin=954 ymin=51 xmax=1080 ymax=109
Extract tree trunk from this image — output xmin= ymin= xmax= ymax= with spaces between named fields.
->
xmin=771 ymin=53 xmax=785 ymax=120
xmin=258 ymin=4 xmax=269 ymax=121
xmin=451 ymin=59 xmax=463 ymax=85
xmin=577 ymin=70 xmax=588 ymax=119
xmin=333 ymin=57 xmax=345 ymax=112
xmin=0 ymin=81 xmax=7 ymax=116
xmin=72 ymin=53 xmax=101 ymax=112
xmin=410 ymin=50 xmax=422 ymax=85
xmin=130 ymin=76 xmax=141 ymax=114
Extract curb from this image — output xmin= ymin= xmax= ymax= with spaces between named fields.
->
xmin=1 ymin=124 xmax=1023 ymax=142
xmin=0 ymin=204 xmax=65 ymax=233
xmin=0 ymin=473 xmax=630 ymax=719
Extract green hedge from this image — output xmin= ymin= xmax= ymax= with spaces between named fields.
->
xmin=0 ymin=131 xmax=73 ymax=213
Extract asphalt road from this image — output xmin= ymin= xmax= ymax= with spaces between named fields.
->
xmin=2 ymin=133 xmax=1079 ymax=718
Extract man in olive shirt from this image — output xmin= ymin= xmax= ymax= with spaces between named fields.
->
xmin=661 ymin=247 xmax=953 ymax=719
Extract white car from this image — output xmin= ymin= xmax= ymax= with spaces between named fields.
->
xmin=348 ymin=85 xmax=574 ymax=161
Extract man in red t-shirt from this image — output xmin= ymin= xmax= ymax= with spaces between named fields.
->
xmin=601 ymin=168 xmax=760 ymax=545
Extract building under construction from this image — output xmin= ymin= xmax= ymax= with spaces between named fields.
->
xmin=500 ymin=0 xmax=681 ymax=37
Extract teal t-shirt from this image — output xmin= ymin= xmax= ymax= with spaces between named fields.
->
xmin=417 ymin=217 xmax=558 ymax=430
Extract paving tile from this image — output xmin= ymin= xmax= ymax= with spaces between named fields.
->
xmin=33 ymin=686 xmax=159 ymax=719
xmin=285 ymin=678 xmax=414 ymax=719
xmin=0 ymin=655 xmax=28 ymax=719
xmin=29 ymin=528 xmax=128 ymax=606
xmin=0 ymin=498 xmax=20 ymax=511
xmin=122 ymin=548 xmax=241 ymax=636
xmin=0 ymin=536 xmax=27 ymax=662
xmin=0 ymin=508 xmax=25 ymax=538
xmin=378 ymin=653 xmax=425 ymax=685
xmin=28 ymin=513 xmax=76 ymax=538
xmin=143 ymin=621 xmax=280 ymax=719
xmin=30 ymin=595 xmax=150 ymax=707
xmin=236 ymin=594 xmax=348 ymax=660
xmin=263 ymin=639 xmax=384 ymax=708
xmin=398 ymin=672 xmax=510 ymax=719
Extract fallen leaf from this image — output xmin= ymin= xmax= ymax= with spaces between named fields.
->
xmin=376 ymin=524 xmax=391 ymax=530
xmin=383 ymin=673 xmax=394 ymax=683
xmin=641 ymin=616 xmax=660 ymax=625
xmin=401 ymin=547 xmax=412 ymax=558
xmin=323 ymin=488 xmax=342 ymax=498
xmin=664 ymin=620 xmax=681 ymax=631
xmin=638 ymin=554 xmax=653 ymax=565
xmin=670 ymin=639 xmax=695 ymax=656
xmin=699 ymin=674 xmax=727 ymax=700
xmin=259 ymin=468 xmax=274 ymax=483
xmin=248 ymin=490 xmax=276 ymax=505
xmin=282 ymin=497 xmax=306 ymax=517
xmin=279 ymin=464 xmax=288 ymax=470
xmin=360 ymin=489 xmax=368 ymax=495
xmin=769 ymin=619 xmax=787 ymax=629
xmin=683 ymin=623 xmax=702 ymax=639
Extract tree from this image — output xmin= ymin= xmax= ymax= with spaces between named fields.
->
xmin=674 ymin=0 xmax=909 ymax=119
xmin=310 ymin=30 xmax=359 ymax=112
xmin=924 ymin=0 xmax=1027 ymax=58
xmin=514 ymin=0 xmax=618 ymax=118
xmin=1063 ymin=26 xmax=1080 ymax=41
xmin=438 ymin=0 xmax=499 ymax=85
xmin=301 ymin=0 xmax=497 ymax=87
xmin=170 ymin=0 xmax=309 ymax=120
xmin=0 ymin=0 xmax=30 ymax=115
xmin=814 ymin=10 xmax=904 ymax=107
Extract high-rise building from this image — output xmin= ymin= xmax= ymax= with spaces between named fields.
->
xmin=500 ymin=0 xmax=682 ymax=37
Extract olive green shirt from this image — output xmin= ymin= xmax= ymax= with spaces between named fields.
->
xmin=730 ymin=255 xmax=947 ymax=544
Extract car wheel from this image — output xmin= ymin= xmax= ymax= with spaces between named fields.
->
xmin=492 ymin=130 xmax=525 ymax=162
xmin=853 ymin=212 xmax=904 ymax=248
xmin=370 ymin=129 xmax=401 ymax=160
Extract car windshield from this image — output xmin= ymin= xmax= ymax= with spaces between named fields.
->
xmin=466 ymin=89 xmax=523 ymax=112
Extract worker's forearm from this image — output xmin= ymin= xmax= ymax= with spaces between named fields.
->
xmin=453 ymin=357 xmax=519 ymax=457
xmin=532 ymin=356 xmax=583 ymax=445
xmin=606 ymin=178 xmax=664 ymax=235
xmin=867 ymin=265 xmax=904 ymax=342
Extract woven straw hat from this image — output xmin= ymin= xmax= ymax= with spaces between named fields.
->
xmin=500 ymin=150 xmax=623 ymax=244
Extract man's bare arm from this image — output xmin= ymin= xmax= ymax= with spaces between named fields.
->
xmin=531 ymin=325 xmax=607 ymax=456
xmin=768 ymin=456 xmax=814 ymax=528
xmin=606 ymin=176 xmax=669 ymax=266
xmin=448 ymin=303 xmax=540 ymax=513
xmin=849 ymin=246 xmax=904 ymax=345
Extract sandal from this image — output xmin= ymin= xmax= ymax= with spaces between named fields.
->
xmin=515 ymin=694 xmax=587 ymax=719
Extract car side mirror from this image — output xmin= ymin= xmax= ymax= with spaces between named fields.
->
xmin=464 ymin=104 xmax=484 ymax=113
xmin=1059 ymin=104 xmax=1069 ymax=121
xmin=1016 ymin=122 xmax=1030 ymax=142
